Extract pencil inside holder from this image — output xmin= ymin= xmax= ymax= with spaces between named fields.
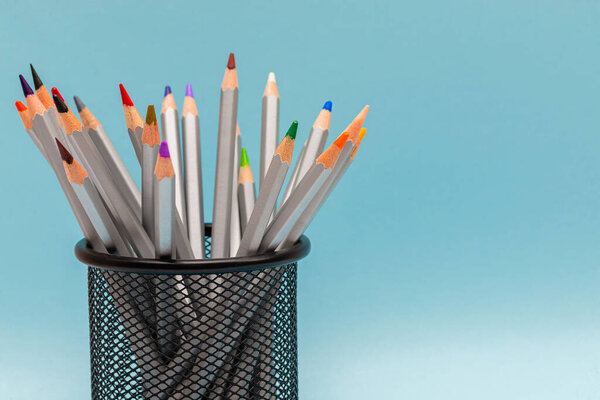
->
xmin=76 ymin=225 xmax=309 ymax=400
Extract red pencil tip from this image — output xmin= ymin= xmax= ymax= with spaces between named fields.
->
xmin=15 ymin=101 xmax=27 ymax=112
xmin=119 ymin=83 xmax=134 ymax=106
xmin=227 ymin=52 xmax=236 ymax=69
xmin=51 ymin=87 xmax=65 ymax=102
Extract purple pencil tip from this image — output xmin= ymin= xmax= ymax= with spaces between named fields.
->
xmin=164 ymin=85 xmax=172 ymax=96
xmin=19 ymin=74 xmax=34 ymax=96
xmin=159 ymin=142 xmax=170 ymax=158
xmin=185 ymin=84 xmax=194 ymax=98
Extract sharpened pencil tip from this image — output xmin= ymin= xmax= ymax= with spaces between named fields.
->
xmin=119 ymin=84 xmax=134 ymax=106
xmin=53 ymin=94 xmax=69 ymax=113
xmin=240 ymin=148 xmax=250 ymax=167
xmin=268 ymin=72 xmax=276 ymax=82
xmin=159 ymin=141 xmax=170 ymax=158
xmin=51 ymin=87 xmax=64 ymax=102
xmin=145 ymin=105 xmax=157 ymax=125
xmin=73 ymin=96 xmax=86 ymax=112
xmin=333 ymin=132 xmax=349 ymax=149
xmin=55 ymin=138 xmax=74 ymax=164
xmin=164 ymin=85 xmax=172 ymax=96
xmin=285 ymin=120 xmax=298 ymax=140
xmin=227 ymin=52 xmax=236 ymax=69
xmin=19 ymin=75 xmax=34 ymax=97
xmin=359 ymin=127 xmax=366 ymax=141
xmin=30 ymin=64 xmax=43 ymax=90
xmin=323 ymin=101 xmax=332 ymax=111
xmin=185 ymin=83 xmax=194 ymax=98
xmin=15 ymin=100 xmax=27 ymax=112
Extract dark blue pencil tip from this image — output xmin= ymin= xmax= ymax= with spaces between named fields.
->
xmin=19 ymin=74 xmax=34 ymax=97
xmin=164 ymin=85 xmax=172 ymax=96
xmin=322 ymin=100 xmax=332 ymax=111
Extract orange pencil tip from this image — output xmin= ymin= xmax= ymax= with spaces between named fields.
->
xmin=333 ymin=132 xmax=350 ymax=149
xmin=15 ymin=101 xmax=27 ymax=111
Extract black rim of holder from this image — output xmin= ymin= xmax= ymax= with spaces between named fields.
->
xmin=75 ymin=224 xmax=311 ymax=274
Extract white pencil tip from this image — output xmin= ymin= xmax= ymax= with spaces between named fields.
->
xmin=268 ymin=72 xmax=276 ymax=82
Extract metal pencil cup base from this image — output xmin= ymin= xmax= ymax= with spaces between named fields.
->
xmin=75 ymin=225 xmax=310 ymax=400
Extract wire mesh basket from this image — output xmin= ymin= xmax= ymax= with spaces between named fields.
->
xmin=75 ymin=224 xmax=310 ymax=400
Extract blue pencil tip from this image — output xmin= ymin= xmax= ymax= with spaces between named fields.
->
xmin=164 ymin=85 xmax=172 ymax=96
xmin=322 ymin=100 xmax=332 ymax=111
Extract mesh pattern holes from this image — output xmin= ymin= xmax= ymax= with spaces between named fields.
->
xmin=87 ymin=239 xmax=298 ymax=400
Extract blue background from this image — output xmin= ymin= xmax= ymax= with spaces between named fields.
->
xmin=1 ymin=0 xmax=599 ymax=398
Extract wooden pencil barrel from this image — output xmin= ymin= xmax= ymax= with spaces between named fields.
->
xmin=75 ymin=224 xmax=309 ymax=400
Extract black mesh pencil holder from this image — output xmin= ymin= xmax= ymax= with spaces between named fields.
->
xmin=75 ymin=224 xmax=310 ymax=400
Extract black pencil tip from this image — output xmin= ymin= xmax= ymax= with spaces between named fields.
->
xmin=30 ymin=64 xmax=43 ymax=90
xmin=53 ymin=94 xmax=69 ymax=113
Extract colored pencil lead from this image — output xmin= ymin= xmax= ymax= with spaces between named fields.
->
xmin=159 ymin=141 xmax=170 ymax=158
xmin=15 ymin=100 xmax=27 ymax=112
xmin=119 ymin=83 xmax=134 ymax=106
xmin=227 ymin=52 xmax=236 ymax=69
xmin=19 ymin=75 xmax=34 ymax=97
xmin=185 ymin=84 xmax=194 ymax=98
xmin=323 ymin=101 xmax=332 ymax=111
xmin=55 ymin=138 xmax=74 ymax=164
xmin=240 ymin=148 xmax=250 ymax=167
xmin=51 ymin=87 xmax=65 ymax=102
xmin=285 ymin=120 xmax=298 ymax=139
xmin=53 ymin=94 xmax=69 ymax=113
xmin=73 ymin=96 xmax=86 ymax=112
xmin=164 ymin=85 xmax=172 ymax=97
xmin=145 ymin=105 xmax=157 ymax=125
xmin=30 ymin=64 xmax=43 ymax=90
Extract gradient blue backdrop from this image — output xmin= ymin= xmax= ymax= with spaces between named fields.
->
xmin=1 ymin=0 xmax=599 ymax=398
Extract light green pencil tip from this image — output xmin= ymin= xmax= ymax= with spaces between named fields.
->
xmin=285 ymin=120 xmax=298 ymax=140
xmin=240 ymin=148 xmax=250 ymax=167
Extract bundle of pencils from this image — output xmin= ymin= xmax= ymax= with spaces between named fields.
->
xmin=15 ymin=55 xmax=369 ymax=398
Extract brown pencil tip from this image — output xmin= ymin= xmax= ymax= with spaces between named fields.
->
xmin=145 ymin=105 xmax=157 ymax=125
xmin=227 ymin=52 xmax=236 ymax=69
xmin=55 ymin=139 xmax=73 ymax=164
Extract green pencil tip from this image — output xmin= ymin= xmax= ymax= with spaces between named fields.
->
xmin=285 ymin=120 xmax=298 ymax=140
xmin=240 ymin=148 xmax=250 ymax=167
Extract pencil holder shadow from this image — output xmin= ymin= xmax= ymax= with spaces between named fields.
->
xmin=75 ymin=224 xmax=310 ymax=400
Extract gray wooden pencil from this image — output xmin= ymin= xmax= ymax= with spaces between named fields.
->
xmin=161 ymin=85 xmax=188 ymax=231
xmin=74 ymin=95 xmax=142 ymax=220
xmin=141 ymin=105 xmax=161 ymax=242
xmin=280 ymin=139 xmax=306 ymax=205
xmin=58 ymin=139 xmax=132 ymax=256
xmin=212 ymin=53 xmax=239 ymax=258
xmin=54 ymin=94 xmax=155 ymax=258
xmin=237 ymin=121 xmax=297 ymax=257
xmin=119 ymin=84 xmax=143 ymax=163
xmin=279 ymin=128 xmax=366 ymax=250
xmin=153 ymin=142 xmax=201 ymax=387
xmin=260 ymin=72 xmax=280 ymax=185
xmin=258 ymin=132 xmax=349 ymax=253
xmin=293 ymin=101 xmax=332 ymax=187
xmin=153 ymin=142 xmax=179 ymax=356
xmin=280 ymin=101 xmax=331 ymax=205
xmin=229 ymin=123 xmax=242 ymax=256
xmin=16 ymin=101 xmax=48 ymax=162
xmin=237 ymin=148 xmax=256 ymax=233
xmin=182 ymin=84 xmax=206 ymax=258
